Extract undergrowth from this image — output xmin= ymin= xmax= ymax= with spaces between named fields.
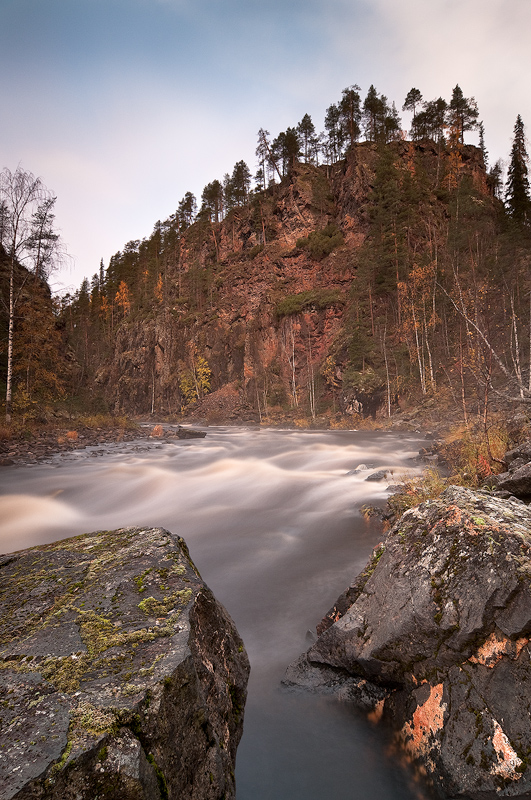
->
xmin=387 ymin=468 xmax=449 ymax=518
xmin=77 ymin=414 xmax=138 ymax=431
xmin=388 ymin=421 xmax=518 ymax=518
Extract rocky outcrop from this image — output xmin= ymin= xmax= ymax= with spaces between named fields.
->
xmin=0 ymin=527 xmax=249 ymax=800
xmin=284 ymin=487 xmax=531 ymax=799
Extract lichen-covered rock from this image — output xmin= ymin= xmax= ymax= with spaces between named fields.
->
xmin=0 ymin=527 xmax=249 ymax=800
xmin=284 ymin=487 xmax=531 ymax=799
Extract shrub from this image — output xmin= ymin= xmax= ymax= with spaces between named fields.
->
xmin=387 ymin=468 xmax=448 ymax=518
xmin=247 ymin=244 xmax=264 ymax=259
xmin=296 ymin=224 xmax=344 ymax=259
xmin=275 ymin=288 xmax=343 ymax=318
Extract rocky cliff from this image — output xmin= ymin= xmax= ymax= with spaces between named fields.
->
xmin=0 ymin=526 xmax=249 ymax=800
xmin=63 ymin=140 xmax=506 ymax=422
xmin=284 ymin=487 xmax=531 ymax=799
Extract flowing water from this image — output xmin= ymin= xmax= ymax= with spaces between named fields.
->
xmin=0 ymin=426 xmax=431 ymax=799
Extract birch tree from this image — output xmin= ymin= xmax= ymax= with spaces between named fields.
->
xmin=0 ymin=167 xmax=62 ymax=422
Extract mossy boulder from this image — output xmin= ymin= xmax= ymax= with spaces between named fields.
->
xmin=0 ymin=527 xmax=249 ymax=799
xmin=285 ymin=487 xmax=531 ymax=798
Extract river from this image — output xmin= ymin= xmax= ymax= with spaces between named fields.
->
xmin=0 ymin=426 xmax=431 ymax=799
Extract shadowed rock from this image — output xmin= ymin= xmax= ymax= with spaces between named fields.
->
xmin=495 ymin=462 xmax=531 ymax=498
xmin=0 ymin=527 xmax=249 ymax=800
xmin=284 ymin=487 xmax=531 ymax=799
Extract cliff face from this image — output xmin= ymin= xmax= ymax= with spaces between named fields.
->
xmin=0 ymin=527 xmax=249 ymax=800
xmin=65 ymin=140 xmax=502 ymax=419
xmin=284 ymin=487 xmax=531 ymax=799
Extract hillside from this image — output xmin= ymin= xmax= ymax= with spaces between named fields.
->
xmin=59 ymin=137 xmax=530 ymax=427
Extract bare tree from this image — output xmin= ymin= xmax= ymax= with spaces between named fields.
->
xmin=439 ymin=274 xmax=531 ymax=404
xmin=0 ymin=167 xmax=62 ymax=422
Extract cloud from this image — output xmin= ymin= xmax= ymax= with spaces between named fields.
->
xmin=2 ymin=0 xmax=530 ymax=289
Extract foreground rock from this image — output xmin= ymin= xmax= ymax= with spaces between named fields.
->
xmin=284 ymin=487 xmax=531 ymax=799
xmin=0 ymin=527 xmax=249 ymax=800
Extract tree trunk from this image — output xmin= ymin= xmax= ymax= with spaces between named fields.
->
xmin=5 ymin=257 xmax=15 ymax=423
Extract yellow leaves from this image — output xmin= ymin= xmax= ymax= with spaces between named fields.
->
xmin=179 ymin=347 xmax=212 ymax=408
xmin=179 ymin=372 xmax=197 ymax=407
xmin=115 ymin=280 xmax=130 ymax=315
xmin=154 ymin=274 xmax=163 ymax=303
xmin=398 ymin=262 xmax=438 ymax=337
xmin=100 ymin=295 xmax=110 ymax=320
xmin=321 ymin=355 xmax=340 ymax=388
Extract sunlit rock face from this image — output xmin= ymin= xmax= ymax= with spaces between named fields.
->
xmin=0 ymin=527 xmax=249 ymax=800
xmin=285 ymin=487 xmax=531 ymax=799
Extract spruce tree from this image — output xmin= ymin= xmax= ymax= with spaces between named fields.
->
xmin=478 ymin=121 xmax=488 ymax=167
xmin=487 ymin=159 xmax=504 ymax=199
xmin=505 ymin=115 xmax=531 ymax=224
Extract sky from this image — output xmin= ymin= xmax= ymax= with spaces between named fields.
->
xmin=1 ymin=0 xmax=530 ymax=294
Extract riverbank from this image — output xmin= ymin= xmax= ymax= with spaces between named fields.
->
xmin=0 ymin=418 xmax=142 ymax=465
xmin=1 ymin=394 xmax=529 ymax=474
xmin=0 ymin=418 xmax=207 ymax=466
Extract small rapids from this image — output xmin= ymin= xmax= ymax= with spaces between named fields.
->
xmin=0 ymin=426 xmax=431 ymax=799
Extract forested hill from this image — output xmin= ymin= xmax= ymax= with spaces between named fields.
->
xmin=2 ymin=84 xmax=531 ymax=425
xmin=59 ymin=139 xmax=528 ymax=424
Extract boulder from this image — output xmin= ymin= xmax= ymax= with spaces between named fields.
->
xmin=0 ymin=527 xmax=249 ymax=800
xmin=365 ymin=470 xmax=388 ymax=482
xmin=504 ymin=441 xmax=531 ymax=468
xmin=494 ymin=462 xmax=531 ymax=498
xmin=284 ymin=487 xmax=531 ymax=799
xmin=175 ymin=426 xmax=206 ymax=440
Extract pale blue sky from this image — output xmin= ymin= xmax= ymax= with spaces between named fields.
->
xmin=2 ymin=0 xmax=530 ymax=291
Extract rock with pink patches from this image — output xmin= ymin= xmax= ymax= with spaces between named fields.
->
xmin=285 ymin=486 xmax=531 ymax=798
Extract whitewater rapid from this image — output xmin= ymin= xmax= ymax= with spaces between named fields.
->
xmin=0 ymin=426 xmax=430 ymax=799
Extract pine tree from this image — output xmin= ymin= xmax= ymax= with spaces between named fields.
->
xmin=201 ymin=180 xmax=224 ymax=222
xmin=177 ymin=192 xmax=197 ymax=230
xmin=339 ymin=85 xmax=362 ymax=150
xmin=410 ymin=98 xmax=447 ymax=142
xmin=362 ymin=85 xmax=384 ymax=142
xmin=505 ymin=115 xmax=531 ymax=224
xmin=402 ymin=88 xmax=423 ymax=118
xmin=362 ymin=86 xmax=401 ymax=143
xmin=487 ymin=159 xmax=504 ymax=199
xmin=447 ymin=85 xmax=479 ymax=145
xmin=256 ymin=129 xmax=275 ymax=186
xmin=271 ymin=129 xmax=300 ymax=177
xmin=226 ymin=160 xmax=251 ymax=206
xmin=324 ymin=103 xmax=344 ymax=162
xmin=297 ymin=114 xmax=318 ymax=163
